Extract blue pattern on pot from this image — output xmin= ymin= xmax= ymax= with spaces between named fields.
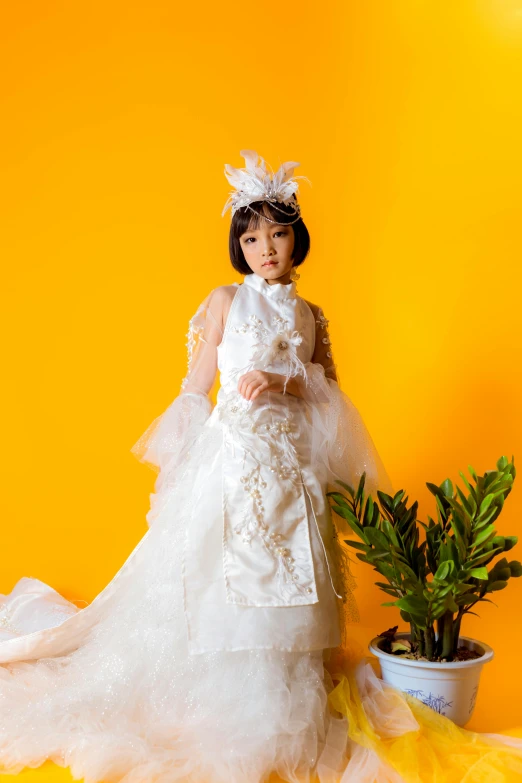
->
xmin=468 ymin=685 xmax=479 ymax=715
xmin=404 ymin=689 xmax=454 ymax=716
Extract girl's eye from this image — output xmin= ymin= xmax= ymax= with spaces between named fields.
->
xmin=244 ymin=231 xmax=285 ymax=244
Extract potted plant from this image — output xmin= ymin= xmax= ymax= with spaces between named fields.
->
xmin=327 ymin=455 xmax=521 ymax=726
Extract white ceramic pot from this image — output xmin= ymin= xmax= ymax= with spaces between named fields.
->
xmin=368 ymin=632 xmax=494 ymax=726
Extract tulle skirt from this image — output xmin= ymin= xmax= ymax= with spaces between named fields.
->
xmin=0 ymin=509 xmax=338 ymax=783
xmin=3 ymin=565 xmax=522 ymax=783
xmin=1 ymin=414 xmax=522 ymax=783
xmin=0 ymin=414 xmax=359 ymax=783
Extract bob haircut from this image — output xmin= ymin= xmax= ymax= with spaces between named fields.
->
xmin=228 ymin=198 xmax=310 ymax=275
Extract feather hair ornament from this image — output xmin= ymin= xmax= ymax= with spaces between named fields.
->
xmin=221 ymin=149 xmax=311 ymax=219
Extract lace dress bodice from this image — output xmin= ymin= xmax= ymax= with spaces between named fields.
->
xmin=130 ymin=271 xmax=393 ymax=653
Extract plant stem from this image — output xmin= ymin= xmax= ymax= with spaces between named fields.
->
xmin=416 ymin=628 xmax=424 ymax=656
xmin=424 ymin=626 xmax=435 ymax=660
xmin=440 ymin=610 xmax=454 ymax=659
xmin=452 ymin=610 xmax=463 ymax=656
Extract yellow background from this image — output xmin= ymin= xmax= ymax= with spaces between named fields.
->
xmin=1 ymin=1 xmax=521 ymax=759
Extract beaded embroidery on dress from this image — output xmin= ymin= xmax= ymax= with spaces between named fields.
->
xmin=3 ymin=272 xmax=521 ymax=783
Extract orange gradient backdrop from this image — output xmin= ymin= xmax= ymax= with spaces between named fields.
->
xmin=1 ymin=0 xmax=522 ymax=748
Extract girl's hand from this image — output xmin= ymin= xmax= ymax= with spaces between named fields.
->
xmin=237 ymin=370 xmax=285 ymax=401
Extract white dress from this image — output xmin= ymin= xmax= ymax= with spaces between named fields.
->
xmin=0 ymin=272 xmax=402 ymax=783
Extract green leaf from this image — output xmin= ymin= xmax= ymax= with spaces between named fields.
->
xmin=455 ymin=486 xmax=473 ymax=518
xmin=363 ymin=495 xmax=375 ymax=526
xmin=355 ymin=472 xmax=367 ymax=507
xmin=364 ymin=528 xmax=389 ymax=550
xmin=393 ymin=490 xmax=406 ymax=508
xmin=434 ymin=561 xmax=451 ymax=581
xmin=469 ymin=567 xmax=488 ymax=580
xmin=466 ymin=546 xmax=503 ymax=568
xmin=431 ymin=604 xmax=450 ymax=621
xmin=426 ymin=482 xmax=444 ymax=500
xmin=455 ymin=583 xmax=476 ymax=594
xmin=459 ymin=471 xmax=475 ymax=495
xmin=375 ymin=583 xmax=398 ymax=596
xmin=334 ymin=480 xmax=355 ymax=497
xmin=449 ymin=520 xmax=467 ymax=562
xmin=484 ymin=471 xmax=499 ymax=491
xmin=455 ymin=593 xmax=482 ymax=606
xmin=328 ymin=492 xmax=353 ymax=509
xmin=441 ymin=479 xmax=453 ymax=498
xmin=378 ymin=587 xmax=400 ymax=596
xmin=376 ymin=563 xmax=397 ymax=582
xmin=377 ymin=491 xmax=394 ymax=511
xmin=434 ymin=583 xmax=454 ymax=598
xmin=330 ymin=505 xmax=351 ymax=524
xmin=367 ymin=550 xmax=392 ymax=562
xmin=395 ymin=596 xmax=429 ymax=614
xmin=344 ymin=540 xmax=368 ymax=551
xmin=478 ymin=493 xmax=495 ymax=516
xmin=395 ymin=560 xmax=418 ymax=580
xmin=382 ymin=519 xmax=400 ymax=547
xmin=445 ymin=595 xmax=460 ymax=613
xmin=474 ymin=509 xmax=498 ymax=530
xmin=332 ymin=508 xmax=367 ymax=542
xmin=474 ymin=524 xmax=497 ymax=547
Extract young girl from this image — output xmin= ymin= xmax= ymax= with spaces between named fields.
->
xmin=0 ymin=150 xmax=521 ymax=783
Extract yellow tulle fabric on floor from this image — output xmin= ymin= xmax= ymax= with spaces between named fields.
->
xmin=324 ymin=636 xmax=522 ymax=783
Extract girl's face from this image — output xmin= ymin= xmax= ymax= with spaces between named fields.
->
xmin=239 ymin=212 xmax=296 ymax=285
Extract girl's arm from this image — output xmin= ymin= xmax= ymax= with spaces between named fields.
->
xmin=181 ymin=285 xmax=236 ymax=397
xmin=283 ymin=301 xmax=337 ymax=398
xmin=130 ymin=285 xmax=236 ymax=484
xmin=305 ymin=300 xmax=338 ymax=382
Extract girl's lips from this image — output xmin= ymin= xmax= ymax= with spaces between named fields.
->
xmin=263 ymin=261 xmax=278 ymax=266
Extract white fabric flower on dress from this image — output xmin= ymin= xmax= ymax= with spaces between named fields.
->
xmin=232 ymin=314 xmax=307 ymax=392
xmin=215 ymin=390 xmax=254 ymax=431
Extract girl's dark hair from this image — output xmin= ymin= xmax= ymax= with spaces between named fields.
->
xmin=228 ymin=198 xmax=310 ymax=275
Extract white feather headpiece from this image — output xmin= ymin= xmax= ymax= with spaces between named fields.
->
xmin=221 ymin=149 xmax=311 ymax=219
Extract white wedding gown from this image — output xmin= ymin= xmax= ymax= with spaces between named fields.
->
xmin=2 ymin=272 xmax=520 ymax=783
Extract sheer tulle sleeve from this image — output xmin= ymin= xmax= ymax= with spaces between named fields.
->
xmin=130 ymin=286 xmax=234 ymax=502
xmin=298 ymin=303 xmax=394 ymax=500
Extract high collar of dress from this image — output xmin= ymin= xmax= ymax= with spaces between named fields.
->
xmin=243 ymin=272 xmax=297 ymax=301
